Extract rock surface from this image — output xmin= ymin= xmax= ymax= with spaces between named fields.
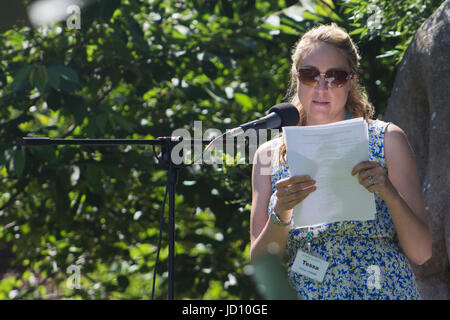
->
xmin=385 ymin=0 xmax=450 ymax=299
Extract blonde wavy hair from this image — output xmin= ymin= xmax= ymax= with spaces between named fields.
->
xmin=279 ymin=23 xmax=375 ymax=162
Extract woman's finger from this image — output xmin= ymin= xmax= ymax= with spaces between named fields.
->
xmin=362 ymin=175 xmax=377 ymax=188
xmin=275 ymin=184 xmax=316 ymax=209
xmin=285 ymin=186 xmax=316 ymax=207
xmin=285 ymin=180 xmax=316 ymax=194
xmin=275 ymin=175 xmax=312 ymax=189
xmin=358 ymin=169 xmax=373 ymax=184
xmin=358 ymin=165 xmax=385 ymax=185
xmin=276 ymin=180 xmax=316 ymax=199
xmin=352 ymin=160 xmax=380 ymax=176
xmin=284 ymin=184 xmax=316 ymax=202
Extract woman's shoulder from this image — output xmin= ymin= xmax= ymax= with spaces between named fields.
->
xmin=251 ymin=135 xmax=282 ymax=170
xmin=255 ymin=135 xmax=283 ymax=156
xmin=252 ymin=135 xmax=284 ymax=174
xmin=368 ymin=119 xmax=410 ymax=160
xmin=368 ymin=118 xmax=406 ymax=137
xmin=383 ymin=122 xmax=409 ymax=150
xmin=368 ymin=118 xmax=394 ymax=139
xmin=259 ymin=135 xmax=283 ymax=148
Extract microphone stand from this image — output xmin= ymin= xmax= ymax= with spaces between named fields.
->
xmin=22 ymin=136 xmax=206 ymax=300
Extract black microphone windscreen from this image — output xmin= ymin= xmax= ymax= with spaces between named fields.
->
xmin=268 ymin=103 xmax=299 ymax=127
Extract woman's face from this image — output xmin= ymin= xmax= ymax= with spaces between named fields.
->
xmin=297 ymin=42 xmax=355 ymax=126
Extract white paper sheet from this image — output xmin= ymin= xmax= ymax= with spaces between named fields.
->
xmin=282 ymin=117 xmax=376 ymax=228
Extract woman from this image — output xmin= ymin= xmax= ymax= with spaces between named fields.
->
xmin=250 ymin=23 xmax=432 ymax=299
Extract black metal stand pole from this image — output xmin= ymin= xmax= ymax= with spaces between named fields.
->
xmin=167 ymin=164 xmax=178 ymax=300
xmin=22 ymin=136 xmax=190 ymax=300
xmin=155 ymin=136 xmax=182 ymax=300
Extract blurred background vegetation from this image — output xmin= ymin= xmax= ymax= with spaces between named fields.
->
xmin=0 ymin=0 xmax=444 ymax=299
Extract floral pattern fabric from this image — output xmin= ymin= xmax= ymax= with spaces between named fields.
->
xmin=267 ymin=120 xmax=422 ymax=300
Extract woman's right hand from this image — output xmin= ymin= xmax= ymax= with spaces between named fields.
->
xmin=273 ymin=175 xmax=317 ymax=221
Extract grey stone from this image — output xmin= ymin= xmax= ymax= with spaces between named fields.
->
xmin=385 ymin=0 xmax=450 ymax=299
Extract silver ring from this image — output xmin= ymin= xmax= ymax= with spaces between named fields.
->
xmin=368 ymin=176 xmax=373 ymax=185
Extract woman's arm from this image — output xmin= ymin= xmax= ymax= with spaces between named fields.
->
xmin=352 ymin=124 xmax=432 ymax=265
xmin=250 ymin=143 xmax=316 ymax=262
xmin=384 ymin=124 xmax=432 ymax=265
xmin=250 ymin=144 xmax=290 ymax=262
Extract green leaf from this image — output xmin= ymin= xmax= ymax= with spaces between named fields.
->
xmin=95 ymin=113 xmax=108 ymax=134
xmin=47 ymin=64 xmax=80 ymax=92
xmin=86 ymin=164 xmax=102 ymax=193
xmin=47 ymin=65 xmax=61 ymax=90
xmin=13 ymin=147 xmax=26 ymax=177
xmin=111 ymin=113 xmax=134 ymax=133
xmin=59 ymin=66 xmax=80 ymax=91
xmin=234 ymin=93 xmax=252 ymax=111
xmin=0 ymin=147 xmax=5 ymax=167
xmin=349 ymin=27 xmax=366 ymax=36
xmin=10 ymin=65 xmax=33 ymax=93
xmin=31 ymin=65 xmax=48 ymax=93
xmin=46 ymin=90 xmax=61 ymax=110
xmin=172 ymin=25 xmax=190 ymax=39
xmin=376 ymin=50 xmax=399 ymax=59
xmin=152 ymin=63 xmax=175 ymax=82
xmin=117 ymin=275 xmax=130 ymax=291
xmin=202 ymin=59 xmax=218 ymax=79
xmin=203 ymin=85 xmax=227 ymax=104
xmin=0 ymin=67 xmax=7 ymax=88
xmin=302 ymin=10 xmax=324 ymax=22
xmin=278 ymin=24 xmax=297 ymax=35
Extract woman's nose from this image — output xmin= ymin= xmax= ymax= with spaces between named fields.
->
xmin=314 ymin=74 xmax=329 ymax=90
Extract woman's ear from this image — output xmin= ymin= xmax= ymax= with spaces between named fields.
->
xmin=347 ymin=73 xmax=357 ymax=93
xmin=350 ymin=73 xmax=357 ymax=86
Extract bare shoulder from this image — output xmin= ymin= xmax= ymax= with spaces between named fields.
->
xmin=385 ymin=122 xmax=407 ymax=138
xmin=384 ymin=123 xmax=411 ymax=156
xmin=252 ymin=137 xmax=281 ymax=174
xmin=384 ymin=122 xmax=418 ymax=177
xmin=255 ymin=136 xmax=281 ymax=156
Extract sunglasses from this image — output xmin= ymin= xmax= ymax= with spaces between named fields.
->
xmin=296 ymin=67 xmax=354 ymax=88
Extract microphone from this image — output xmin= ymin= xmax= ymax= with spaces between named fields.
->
xmin=227 ymin=103 xmax=299 ymax=137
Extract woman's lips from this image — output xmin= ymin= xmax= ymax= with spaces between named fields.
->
xmin=312 ymin=100 xmax=329 ymax=105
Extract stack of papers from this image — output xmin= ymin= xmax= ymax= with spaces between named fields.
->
xmin=282 ymin=117 xmax=376 ymax=228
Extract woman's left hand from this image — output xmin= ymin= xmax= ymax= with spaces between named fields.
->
xmin=351 ymin=160 xmax=397 ymax=202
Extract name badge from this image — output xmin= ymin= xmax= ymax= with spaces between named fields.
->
xmin=292 ymin=250 xmax=329 ymax=283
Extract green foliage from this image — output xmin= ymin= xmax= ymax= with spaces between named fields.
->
xmin=0 ymin=0 xmax=444 ymax=299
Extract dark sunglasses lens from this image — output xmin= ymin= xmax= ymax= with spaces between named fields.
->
xmin=298 ymin=69 xmax=319 ymax=86
xmin=326 ymin=70 xmax=349 ymax=87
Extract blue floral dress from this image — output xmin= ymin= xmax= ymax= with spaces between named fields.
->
xmin=267 ymin=120 xmax=422 ymax=300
